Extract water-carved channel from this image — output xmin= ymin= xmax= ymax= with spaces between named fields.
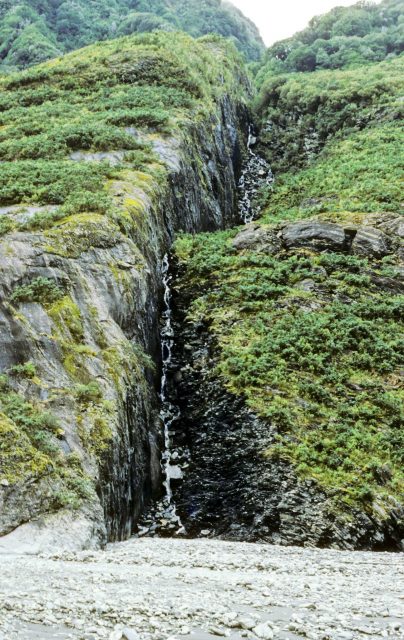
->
xmin=136 ymin=128 xmax=273 ymax=539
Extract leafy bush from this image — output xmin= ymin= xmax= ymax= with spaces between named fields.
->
xmin=10 ymin=277 xmax=64 ymax=305
xmin=8 ymin=362 xmax=37 ymax=379
xmin=73 ymin=382 xmax=103 ymax=404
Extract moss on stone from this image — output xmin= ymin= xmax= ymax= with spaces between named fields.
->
xmin=76 ymin=401 xmax=114 ymax=458
xmin=0 ymin=411 xmax=50 ymax=484
xmin=44 ymin=213 xmax=121 ymax=258
xmin=48 ymin=296 xmax=84 ymax=343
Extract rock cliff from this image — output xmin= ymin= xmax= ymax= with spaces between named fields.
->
xmin=0 ymin=33 xmax=250 ymax=552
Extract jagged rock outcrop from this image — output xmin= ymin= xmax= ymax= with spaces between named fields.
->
xmin=233 ymin=216 xmax=403 ymax=259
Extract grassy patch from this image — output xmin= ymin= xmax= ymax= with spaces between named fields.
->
xmin=174 ymin=231 xmax=404 ymax=513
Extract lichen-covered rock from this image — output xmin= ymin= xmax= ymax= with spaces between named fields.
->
xmin=232 ymin=224 xmax=280 ymax=252
xmin=352 ymin=226 xmax=391 ymax=257
xmin=282 ymin=221 xmax=346 ymax=250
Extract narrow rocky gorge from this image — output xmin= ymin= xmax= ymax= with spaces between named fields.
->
xmin=0 ymin=22 xmax=402 ymax=557
xmin=133 ymin=123 xmax=403 ymax=550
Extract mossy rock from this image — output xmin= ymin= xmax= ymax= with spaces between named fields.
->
xmin=44 ymin=213 xmax=121 ymax=257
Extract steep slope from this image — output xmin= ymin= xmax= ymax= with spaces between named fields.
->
xmin=0 ymin=0 xmax=264 ymax=70
xmin=255 ymin=55 xmax=403 ymax=174
xmin=168 ymin=53 xmax=404 ymax=549
xmin=0 ymin=31 xmax=250 ymax=551
xmin=256 ymin=0 xmax=403 ymax=76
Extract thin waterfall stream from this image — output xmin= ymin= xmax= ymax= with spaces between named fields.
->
xmin=238 ymin=125 xmax=274 ymax=223
xmin=136 ymin=126 xmax=273 ymax=538
xmin=159 ymin=254 xmax=184 ymax=533
xmin=136 ymin=254 xmax=185 ymax=538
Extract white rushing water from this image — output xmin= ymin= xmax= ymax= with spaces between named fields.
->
xmin=238 ymin=125 xmax=274 ymax=224
xmin=159 ymin=254 xmax=184 ymax=532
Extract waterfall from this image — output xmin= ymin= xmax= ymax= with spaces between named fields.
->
xmin=238 ymin=124 xmax=274 ymax=224
xmin=136 ymin=127 xmax=272 ymax=539
xmin=135 ymin=254 xmax=184 ymax=537
xmin=159 ymin=254 xmax=183 ymax=526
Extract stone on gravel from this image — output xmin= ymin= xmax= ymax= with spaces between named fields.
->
xmin=122 ymin=629 xmax=140 ymax=640
xmin=252 ymin=622 xmax=274 ymax=639
xmin=208 ymin=625 xmax=229 ymax=636
xmin=236 ymin=616 xmax=257 ymax=630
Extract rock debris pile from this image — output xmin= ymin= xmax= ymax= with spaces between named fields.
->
xmin=0 ymin=538 xmax=402 ymax=640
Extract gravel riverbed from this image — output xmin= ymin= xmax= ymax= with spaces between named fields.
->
xmin=0 ymin=538 xmax=402 ymax=640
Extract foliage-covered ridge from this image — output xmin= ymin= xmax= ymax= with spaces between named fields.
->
xmin=0 ymin=0 xmax=264 ymax=70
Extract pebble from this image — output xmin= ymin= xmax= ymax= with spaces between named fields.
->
xmin=236 ymin=616 xmax=257 ymax=630
xmin=208 ymin=625 xmax=229 ymax=637
xmin=252 ymin=622 xmax=274 ymax=639
xmin=0 ymin=538 xmax=402 ymax=640
xmin=122 ymin=629 xmax=139 ymax=640
xmin=179 ymin=626 xmax=190 ymax=635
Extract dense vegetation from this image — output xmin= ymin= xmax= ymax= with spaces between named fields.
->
xmin=0 ymin=31 xmax=245 ymax=233
xmin=175 ymin=231 xmax=403 ymax=514
xmin=0 ymin=31 xmax=247 ymax=506
xmin=172 ymin=6 xmax=403 ymax=521
xmin=0 ymin=0 xmax=264 ymax=70
xmin=256 ymin=0 xmax=403 ymax=75
xmin=255 ymin=55 xmax=403 ymax=175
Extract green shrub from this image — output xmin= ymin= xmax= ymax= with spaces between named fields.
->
xmin=10 ymin=277 xmax=64 ymax=305
xmin=73 ymin=382 xmax=103 ymax=404
xmin=8 ymin=362 xmax=37 ymax=378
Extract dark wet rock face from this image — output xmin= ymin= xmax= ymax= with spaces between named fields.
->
xmin=166 ymin=292 xmax=403 ymax=550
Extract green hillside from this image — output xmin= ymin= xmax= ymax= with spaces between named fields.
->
xmin=0 ymin=0 xmax=264 ymax=70
xmin=256 ymin=0 xmax=403 ymax=76
xmin=0 ymin=0 xmax=402 ymax=548
xmin=173 ymin=25 xmax=404 ymax=525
